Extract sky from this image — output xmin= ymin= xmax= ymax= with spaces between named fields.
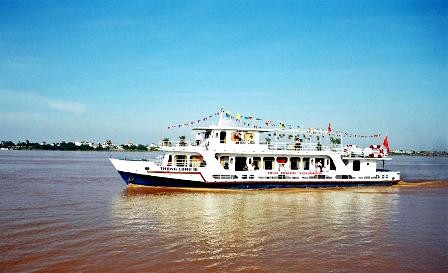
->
xmin=0 ymin=0 xmax=447 ymax=150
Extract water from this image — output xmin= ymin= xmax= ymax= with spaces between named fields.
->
xmin=0 ymin=151 xmax=447 ymax=272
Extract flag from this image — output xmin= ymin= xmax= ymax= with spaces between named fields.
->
xmin=327 ymin=122 xmax=332 ymax=134
xmin=383 ymin=136 xmax=390 ymax=153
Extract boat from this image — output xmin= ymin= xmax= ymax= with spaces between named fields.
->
xmin=110 ymin=110 xmax=400 ymax=189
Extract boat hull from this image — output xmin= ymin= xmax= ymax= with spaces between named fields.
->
xmin=117 ymin=171 xmax=398 ymax=189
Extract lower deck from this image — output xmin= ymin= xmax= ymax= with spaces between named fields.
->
xmin=118 ymin=171 xmax=398 ymax=189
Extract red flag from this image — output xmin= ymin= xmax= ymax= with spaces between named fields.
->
xmin=327 ymin=122 xmax=332 ymax=134
xmin=383 ymin=136 xmax=390 ymax=153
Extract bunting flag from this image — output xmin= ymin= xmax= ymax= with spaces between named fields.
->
xmin=167 ymin=110 xmax=222 ymax=129
xmin=167 ymin=108 xmax=382 ymax=139
xmin=383 ymin=136 xmax=390 ymax=153
xmin=223 ymin=110 xmax=381 ymax=138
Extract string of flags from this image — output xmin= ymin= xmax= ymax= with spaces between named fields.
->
xmin=167 ymin=108 xmax=381 ymax=138
xmin=224 ymin=111 xmax=292 ymax=129
xmin=167 ymin=110 xmax=222 ymax=129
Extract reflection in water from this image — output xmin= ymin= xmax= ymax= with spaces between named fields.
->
xmin=110 ymin=187 xmax=428 ymax=272
xmin=1 ymin=149 xmax=447 ymax=272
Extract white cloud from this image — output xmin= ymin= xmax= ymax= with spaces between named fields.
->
xmin=48 ymin=100 xmax=86 ymax=114
xmin=0 ymin=89 xmax=86 ymax=114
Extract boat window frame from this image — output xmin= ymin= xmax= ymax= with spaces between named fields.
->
xmin=303 ymin=157 xmax=310 ymax=170
xmin=290 ymin=157 xmax=300 ymax=170
xmin=220 ymin=131 xmax=227 ymax=143
xmin=175 ymin=155 xmax=187 ymax=167
xmin=353 ymin=160 xmax=361 ymax=171
xmin=263 ymin=157 xmax=275 ymax=170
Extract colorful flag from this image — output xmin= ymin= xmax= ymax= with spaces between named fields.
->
xmin=328 ymin=122 xmax=332 ymax=134
xmin=383 ymin=136 xmax=390 ymax=153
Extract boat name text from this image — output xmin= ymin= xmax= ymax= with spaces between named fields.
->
xmin=159 ymin=167 xmax=198 ymax=172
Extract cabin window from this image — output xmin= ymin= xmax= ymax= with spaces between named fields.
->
xmin=175 ymin=155 xmax=187 ymax=167
xmin=263 ymin=157 xmax=274 ymax=170
xmin=167 ymin=155 xmax=173 ymax=166
xmin=330 ymin=158 xmax=336 ymax=170
xmin=231 ymin=132 xmax=242 ymax=143
xmin=244 ymin=132 xmax=254 ymax=144
xmin=220 ymin=156 xmax=229 ymax=169
xmin=290 ymin=157 xmax=300 ymax=170
xmin=336 ymin=175 xmax=353 ymax=179
xmin=253 ymin=157 xmax=261 ymax=170
xmin=353 ymin=160 xmax=360 ymax=171
xmin=235 ymin=157 xmax=247 ymax=171
xmin=316 ymin=158 xmax=324 ymax=172
xmin=190 ymin=155 xmax=204 ymax=167
xmin=303 ymin=157 xmax=310 ymax=170
xmin=220 ymin=131 xmax=226 ymax=143
xmin=276 ymin=157 xmax=287 ymax=164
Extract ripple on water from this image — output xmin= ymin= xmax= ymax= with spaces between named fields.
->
xmin=0 ymin=151 xmax=447 ymax=272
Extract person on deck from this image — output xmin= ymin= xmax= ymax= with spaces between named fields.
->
xmin=316 ymin=161 xmax=323 ymax=172
xmin=195 ymin=133 xmax=203 ymax=146
xmin=295 ymin=138 xmax=302 ymax=150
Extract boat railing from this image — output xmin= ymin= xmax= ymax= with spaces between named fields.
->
xmin=267 ymin=142 xmax=343 ymax=152
xmin=160 ymin=140 xmax=198 ymax=147
xmin=166 ymin=159 xmax=206 ymax=167
xmin=154 ymin=155 xmax=164 ymax=166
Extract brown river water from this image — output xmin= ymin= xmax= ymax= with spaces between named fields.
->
xmin=0 ymin=151 xmax=447 ymax=272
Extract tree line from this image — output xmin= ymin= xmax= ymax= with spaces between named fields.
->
xmin=0 ymin=140 xmax=154 ymax=151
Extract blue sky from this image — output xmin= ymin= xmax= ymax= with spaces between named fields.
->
xmin=0 ymin=0 xmax=446 ymax=150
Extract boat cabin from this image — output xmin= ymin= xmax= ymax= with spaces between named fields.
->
xmin=193 ymin=127 xmax=265 ymax=146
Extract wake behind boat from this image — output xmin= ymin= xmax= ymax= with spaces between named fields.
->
xmin=110 ymin=110 xmax=400 ymax=189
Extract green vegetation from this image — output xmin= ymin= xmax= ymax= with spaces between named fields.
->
xmin=0 ymin=140 xmax=158 ymax=152
xmin=330 ymin=137 xmax=341 ymax=145
xmin=121 ymin=144 xmax=149 ymax=151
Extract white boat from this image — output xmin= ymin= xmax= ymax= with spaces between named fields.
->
xmin=110 ymin=111 xmax=400 ymax=189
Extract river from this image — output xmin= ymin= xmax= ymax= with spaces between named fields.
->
xmin=0 ymin=151 xmax=447 ymax=272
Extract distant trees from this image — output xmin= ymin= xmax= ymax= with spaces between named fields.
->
xmin=0 ymin=140 xmax=151 ymax=151
xmin=1 ymin=141 xmax=16 ymax=149
xmin=121 ymin=144 xmax=148 ymax=151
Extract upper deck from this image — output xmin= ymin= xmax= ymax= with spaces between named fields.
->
xmin=160 ymin=111 xmax=389 ymax=158
xmin=160 ymin=127 xmax=388 ymax=159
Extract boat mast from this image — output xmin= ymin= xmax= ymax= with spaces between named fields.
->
xmin=218 ymin=110 xmax=224 ymax=126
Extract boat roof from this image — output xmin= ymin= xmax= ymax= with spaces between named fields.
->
xmin=192 ymin=126 xmax=311 ymax=134
xmin=192 ymin=126 xmax=273 ymax=132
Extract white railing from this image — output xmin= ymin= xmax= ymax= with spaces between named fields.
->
xmin=166 ymin=159 xmax=206 ymax=167
xmin=267 ymin=142 xmax=343 ymax=152
xmin=159 ymin=139 xmax=343 ymax=153
xmin=160 ymin=140 xmax=198 ymax=147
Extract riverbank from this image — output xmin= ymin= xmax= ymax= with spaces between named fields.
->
xmin=390 ymin=150 xmax=448 ymax=157
xmin=0 ymin=140 xmax=158 ymax=152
